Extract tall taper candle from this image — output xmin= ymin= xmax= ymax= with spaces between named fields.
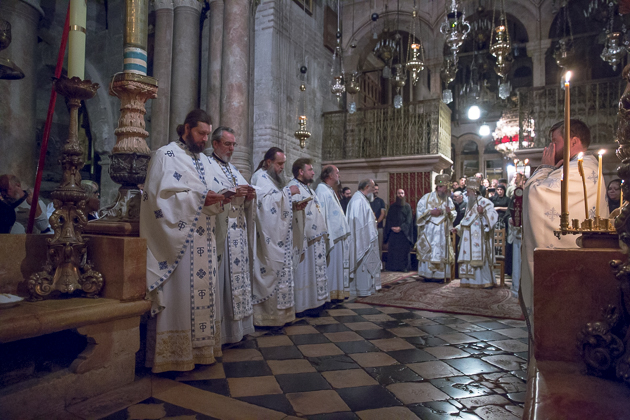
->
xmin=596 ymin=149 xmax=605 ymax=218
xmin=577 ymin=152 xmax=589 ymax=219
xmin=621 ymin=182 xmax=624 ymax=210
xmin=561 ymin=71 xmax=572 ymax=230
xmin=68 ymin=0 xmax=87 ymax=79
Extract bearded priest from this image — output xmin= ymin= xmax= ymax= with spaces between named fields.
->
xmin=416 ymin=174 xmax=457 ymax=282
xmin=316 ymin=165 xmax=351 ymax=301
xmin=205 ymin=126 xmax=255 ymax=343
xmin=453 ymin=177 xmax=499 ymax=288
xmin=346 ymin=179 xmax=381 ymax=297
xmin=251 ymin=147 xmax=301 ymax=326
xmin=289 ymin=158 xmax=329 ymax=315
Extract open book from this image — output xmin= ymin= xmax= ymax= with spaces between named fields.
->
xmin=218 ymin=187 xmax=237 ymax=198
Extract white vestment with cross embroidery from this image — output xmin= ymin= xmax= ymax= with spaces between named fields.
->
xmin=416 ymin=191 xmax=457 ymax=280
xmin=522 ymin=154 xmax=607 ymax=335
xmin=141 ymin=141 xmax=224 ymax=373
xmin=289 ymin=178 xmax=329 ymax=313
xmin=205 ymin=154 xmax=255 ymax=344
xmin=251 ymin=168 xmax=296 ymax=326
xmin=455 ymin=195 xmax=498 ymax=288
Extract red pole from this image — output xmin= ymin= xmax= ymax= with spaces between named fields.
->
xmin=27 ymin=3 xmax=71 ymax=233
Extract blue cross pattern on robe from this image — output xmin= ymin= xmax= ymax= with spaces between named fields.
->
xmin=178 ymin=220 xmax=187 ymax=230
xmin=173 ymin=171 xmax=182 ymax=181
xmin=166 ymin=150 xmax=174 ymax=157
xmin=154 ymin=209 xmax=164 ymax=219
xmin=543 ymin=177 xmax=561 ymax=189
xmin=197 ymin=246 xmax=205 ymax=256
xmin=260 ymin=267 xmax=266 ymax=274
xmin=196 ymin=226 xmax=205 ymax=236
xmin=312 ymin=224 xmax=317 ymax=230
xmin=544 ymin=207 xmax=560 ymax=221
xmin=196 ymin=268 xmax=206 ymax=278
xmin=158 ymin=261 xmax=168 ymax=270
xmin=278 ymin=241 xmax=284 ymax=247
xmin=589 ymin=206 xmax=596 ymax=219
xmin=234 ymin=258 xmax=241 ymax=266
xmin=270 ymin=207 xmax=277 ymax=214
xmin=588 ymin=170 xmax=598 ymax=185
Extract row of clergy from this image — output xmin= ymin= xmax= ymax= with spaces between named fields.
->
xmin=139 ymin=109 xmax=381 ymax=373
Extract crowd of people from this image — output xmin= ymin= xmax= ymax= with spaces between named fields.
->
xmin=1 ymin=114 xmax=626 ymax=374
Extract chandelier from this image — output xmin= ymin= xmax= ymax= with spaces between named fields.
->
xmin=330 ymin=0 xmax=345 ymax=97
xmin=493 ymin=111 xmax=534 ymax=156
xmin=346 ymin=72 xmax=360 ymax=114
xmin=600 ymin=1 xmax=627 ymax=71
xmin=489 ymin=0 xmax=512 ymax=99
xmin=439 ymin=0 xmax=471 ymax=64
xmin=405 ymin=1 xmax=425 ymax=86
xmin=553 ymin=1 xmax=575 ymax=69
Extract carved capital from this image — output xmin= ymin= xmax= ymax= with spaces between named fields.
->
xmin=173 ymin=0 xmax=203 ymax=12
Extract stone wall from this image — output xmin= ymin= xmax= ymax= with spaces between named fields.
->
xmin=253 ymin=0 xmax=337 ymax=175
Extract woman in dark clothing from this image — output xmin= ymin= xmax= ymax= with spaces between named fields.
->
xmin=491 ymin=184 xmax=512 ymax=276
xmin=384 ymin=189 xmax=414 ymax=272
xmin=607 ymin=179 xmax=623 ymax=213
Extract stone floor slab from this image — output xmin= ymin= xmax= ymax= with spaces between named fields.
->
xmin=386 ymin=382 xmax=450 ymax=404
xmin=406 ymin=361 xmax=463 ymax=379
xmin=285 ymin=390 xmax=351 ymax=416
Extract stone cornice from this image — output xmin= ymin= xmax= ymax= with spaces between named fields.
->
xmin=324 ymin=153 xmax=453 ymax=173
xmin=173 ymin=0 xmax=203 ymax=12
xmin=153 ymin=0 xmax=174 ymax=10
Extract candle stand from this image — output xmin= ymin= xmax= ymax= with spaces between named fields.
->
xmin=28 ymin=76 xmax=104 ymax=300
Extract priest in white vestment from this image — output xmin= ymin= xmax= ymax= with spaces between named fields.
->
xmin=416 ymin=174 xmax=457 ymax=282
xmin=141 ymin=110 xmax=226 ymax=373
xmin=289 ymin=158 xmax=329 ymax=314
xmin=205 ymin=126 xmax=255 ymax=343
xmin=346 ymin=179 xmax=381 ymax=297
xmin=251 ymin=147 xmax=301 ymax=326
xmin=316 ymin=165 xmax=351 ymax=300
xmin=522 ymin=119 xmax=607 ymax=336
xmin=455 ymin=177 xmax=499 ymax=288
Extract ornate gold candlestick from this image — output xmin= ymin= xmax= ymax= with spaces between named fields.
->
xmin=92 ymin=72 xmax=157 ymax=235
xmin=28 ymin=76 xmax=103 ymax=300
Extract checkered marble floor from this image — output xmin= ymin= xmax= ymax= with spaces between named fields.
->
xmin=105 ymin=301 xmax=528 ymax=420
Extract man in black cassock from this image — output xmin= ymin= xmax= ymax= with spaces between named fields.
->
xmin=384 ymin=188 xmax=414 ymax=272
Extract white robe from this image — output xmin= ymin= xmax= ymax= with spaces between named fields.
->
xmin=250 ymin=169 xmax=296 ymax=326
xmin=141 ymin=141 xmax=223 ymax=373
xmin=316 ymin=183 xmax=350 ymax=300
xmin=456 ymin=196 xmax=499 ymax=288
xmin=288 ymin=178 xmax=329 ymax=312
xmin=346 ymin=191 xmax=381 ymax=297
xmin=416 ymin=191 xmax=457 ymax=280
xmin=522 ymin=154 xmax=608 ymax=334
xmin=205 ymin=154 xmax=255 ymax=343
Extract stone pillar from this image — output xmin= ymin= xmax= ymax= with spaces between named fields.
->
xmin=152 ymin=0 xmax=174 ymax=148
xmin=0 ymin=0 xmax=43 ymax=186
xmin=206 ymin=0 xmax=223 ymax=126
xmin=527 ymin=39 xmax=552 ymax=88
xmin=169 ymin=0 xmax=202 ymax=140
xmin=220 ymin=0 xmax=251 ymax=178
xmin=428 ymin=61 xmax=442 ymax=100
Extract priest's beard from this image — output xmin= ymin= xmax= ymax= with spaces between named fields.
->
xmin=467 ymin=198 xmax=476 ymax=212
xmin=266 ymin=166 xmax=286 ymax=187
xmin=183 ymin=134 xmax=205 ymax=154
xmin=214 ymin=150 xmax=231 ymax=163
xmin=437 ymin=190 xmax=447 ymax=200
xmin=395 ymin=197 xmax=406 ymax=206
xmin=366 ymin=192 xmax=374 ymax=202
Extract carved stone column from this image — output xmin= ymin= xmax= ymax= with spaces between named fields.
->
xmin=527 ymin=39 xmax=552 ymax=87
xmin=151 ymin=0 xmax=174 ymax=148
xmin=221 ymin=0 xmax=251 ymax=178
xmin=206 ymin=0 xmax=223 ymax=126
xmin=0 ymin=0 xmax=43 ymax=186
xmin=169 ymin=0 xmax=202 ymax=140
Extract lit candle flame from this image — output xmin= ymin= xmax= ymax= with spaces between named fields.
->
xmin=565 ymin=71 xmax=572 ymax=84
xmin=524 ymin=159 xmax=529 ymax=165
xmin=578 ymin=152 xmax=584 ymax=161
xmin=299 ymin=115 xmax=307 ymax=121
xmin=411 ymin=43 xmax=420 ymax=50
xmin=598 ymin=149 xmax=606 ymax=156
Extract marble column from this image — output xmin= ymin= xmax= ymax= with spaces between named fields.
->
xmin=206 ymin=0 xmax=223 ymax=126
xmin=527 ymin=39 xmax=552 ymax=88
xmin=152 ymin=0 xmax=174 ymax=148
xmin=220 ymin=0 xmax=251 ymax=178
xmin=0 ymin=0 xmax=43 ymax=186
xmin=169 ymin=0 xmax=202 ymax=140
xmin=428 ymin=61 xmax=442 ymax=100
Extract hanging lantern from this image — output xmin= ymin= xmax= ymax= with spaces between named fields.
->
xmin=331 ymin=75 xmax=345 ymax=96
xmin=294 ymin=115 xmax=311 ymax=149
xmin=440 ymin=56 xmax=457 ymax=104
xmin=553 ymin=38 xmax=574 ymax=68
xmin=390 ymin=63 xmax=406 ymax=90
xmin=346 ymin=72 xmax=360 ymax=95
xmin=439 ymin=0 xmax=471 ymax=61
xmin=405 ymin=5 xmax=425 ymax=86
xmin=601 ymin=32 xmax=626 ymax=71
xmin=348 ymin=102 xmax=357 ymax=114
xmin=490 ymin=25 xmax=512 ymax=79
